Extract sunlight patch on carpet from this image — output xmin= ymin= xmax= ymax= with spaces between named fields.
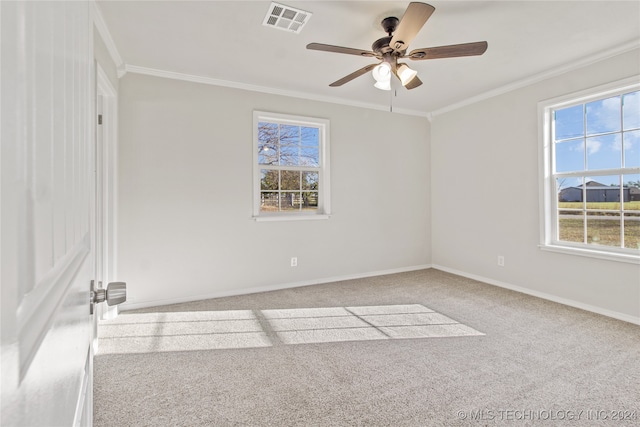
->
xmin=98 ymin=310 xmax=271 ymax=354
xmin=264 ymin=304 xmax=484 ymax=345
xmin=98 ymin=304 xmax=483 ymax=355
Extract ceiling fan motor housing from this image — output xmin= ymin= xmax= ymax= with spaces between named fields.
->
xmin=373 ymin=16 xmax=407 ymax=59
xmin=381 ymin=16 xmax=399 ymax=35
xmin=372 ymin=36 xmax=394 ymax=55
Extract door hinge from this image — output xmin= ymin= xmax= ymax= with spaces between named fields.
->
xmin=98 ymin=114 xmax=103 ymax=125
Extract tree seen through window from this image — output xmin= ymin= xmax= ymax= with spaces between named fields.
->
xmin=258 ymin=121 xmax=321 ymax=212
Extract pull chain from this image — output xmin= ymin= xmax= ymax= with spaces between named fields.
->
xmin=389 ymin=83 xmax=397 ymax=113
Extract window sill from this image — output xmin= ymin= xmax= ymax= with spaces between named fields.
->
xmin=539 ymin=244 xmax=640 ymax=265
xmin=253 ymin=214 xmax=331 ymax=222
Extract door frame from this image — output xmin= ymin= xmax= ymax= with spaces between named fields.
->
xmin=78 ymin=62 xmax=118 ymax=426
xmin=95 ymin=63 xmax=119 ymax=325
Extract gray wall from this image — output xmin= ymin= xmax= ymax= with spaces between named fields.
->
xmin=118 ymin=73 xmax=431 ymax=307
xmin=116 ymin=49 xmax=639 ymax=322
xmin=431 ymin=48 xmax=640 ymax=321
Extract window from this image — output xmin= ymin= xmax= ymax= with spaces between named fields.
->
xmin=253 ymin=111 xmax=330 ymax=220
xmin=539 ymin=77 xmax=640 ymax=263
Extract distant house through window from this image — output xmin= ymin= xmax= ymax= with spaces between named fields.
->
xmin=539 ymin=77 xmax=640 ymax=262
xmin=253 ymin=111 xmax=330 ymax=220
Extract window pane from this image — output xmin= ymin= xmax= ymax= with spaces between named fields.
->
xmin=302 ymin=191 xmax=318 ymax=210
xmin=624 ymin=173 xmax=640 ymax=208
xmin=555 ymin=105 xmax=584 ymax=140
xmin=557 ymin=177 xmax=583 ymax=204
xmin=555 ymin=139 xmax=584 ymax=172
xmin=585 ymin=176 xmax=620 ymax=208
xmin=260 ymin=170 xmax=278 ymax=190
xmin=302 ymin=171 xmax=319 ymax=190
xmin=301 ymin=127 xmax=319 ymax=147
xmin=258 ymin=122 xmax=278 ymax=143
xmin=281 ymin=170 xmax=300 ymax=191
xmin=255 ymin=113 xmax=328 ymax=218
xmin=586 ymin=175 xmax=619 ymax=187
xmin=280 ymin=145 xmax=299 ymax=166
xmin=281 ymin=192 xmax=301 ymax=211
xmin=260 ymin=192 xmax=279 ymax=212
xmin=624 ymin=130 xmax=640 ymax=168
xmin=586 ymin=134 xmax=621 ymax=170
xmin=624 ymin=174 xmax=640 ymax=250
xmin=258 ymin=122 xmax=279 ymax=165
xmin=545 ymin=88 xmax=639 ymax=257
xmin=586 ymin=95 xmax=621 ymax=135
xmin=624 ymin=212 xmax=640 ymax=249
xmin=300 ymin=146 xmax=319 ymax=167
xmin=558 ymin=211 xmax=584 ymax=243
xmin=587 ymin=213 xmax=620 ymax=247
xmin=280 ymin=125 xmax=300 ymax=145
xmin=258 ymin=143 xmax=277 ymax=165
xmin=623 ymin=91 xmax=640 ymax=131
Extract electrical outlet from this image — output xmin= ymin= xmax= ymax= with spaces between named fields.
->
xmin=497 ymin=256 xmax=505 ymax=267
xmin=291 ymin=257 xmax=298 ymax=267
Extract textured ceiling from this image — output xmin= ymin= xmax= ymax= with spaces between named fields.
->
xmin=97 ymin=1 xmax=640 ymax=115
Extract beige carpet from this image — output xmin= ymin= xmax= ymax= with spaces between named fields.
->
xmin=94 ymin=269 xmax=640 ymax=426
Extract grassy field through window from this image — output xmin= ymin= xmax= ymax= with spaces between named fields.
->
xmin=558 ymin=202 xmax=640 ymax=249
xmin=558 ymin=201 xmax=640 ymax=210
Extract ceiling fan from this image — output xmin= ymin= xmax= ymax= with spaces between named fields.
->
xmin=306 ymin=2 xmax=487 ymax=90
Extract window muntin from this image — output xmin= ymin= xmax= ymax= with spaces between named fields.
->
xmin=253 ymin=111 xmax=330 ymax=219
xmin=541 ymin=79 xmax=640 ymax=261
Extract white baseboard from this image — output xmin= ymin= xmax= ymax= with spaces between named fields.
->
xmin=432 ymin=264 xmax=640 ymax=326
xmin=120 ymin=263 xmax=639 ymax=326
xmin=121 ymin=264 xmax=433 ymax=311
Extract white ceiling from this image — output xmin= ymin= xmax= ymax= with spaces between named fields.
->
xmin=97 ymin=1 xmax=640 ymax=115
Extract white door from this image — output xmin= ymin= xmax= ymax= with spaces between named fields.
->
xmin=1 ymin=1 xmax=96 ymax=425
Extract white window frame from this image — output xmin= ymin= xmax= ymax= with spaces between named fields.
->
xmin=538 ymin=76 xmax=640 ymax=264
xmin=252 ymin=110 xmax=331 ymax=221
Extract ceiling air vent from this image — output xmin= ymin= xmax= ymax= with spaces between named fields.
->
xmin=262 ymin=2 xmax=312 ymax=34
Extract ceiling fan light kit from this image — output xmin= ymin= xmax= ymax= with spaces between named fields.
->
xmin=396 ymin=63 xmax=418 ymax=87
xmin=374 ymin=80 xmax=391 ymax=91
xmin=306 ymin=2 xmax=488 ymax=92
xmin=372 ymin=62 xmax=392 ymax=88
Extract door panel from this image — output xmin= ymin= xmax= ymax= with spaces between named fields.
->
xmin=1 ymin=1 xmax=95 ymax=425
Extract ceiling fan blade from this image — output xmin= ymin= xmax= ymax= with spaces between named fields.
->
xmin=408 ymin=41 xmax=488 ymax=60
xmin=307 ymin=42 xmax=377 ymax=58
xmin=389 ymin=2 xmax=435 ymax=53
xmin=329 ymin=63 xmax=378 ymax=87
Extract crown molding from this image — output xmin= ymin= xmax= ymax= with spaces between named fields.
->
xmin=112 ymin=37 xmax=638 ymax=121
xmin=122 ymin=64 xmax=430 ymax=118
xmin=117 ymin=64 xmax=127 ymax=79
xmin=430 ymin=39 xmax=640 ymax=118
xmin=90 ymin=1 xmax=123 ymax=68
